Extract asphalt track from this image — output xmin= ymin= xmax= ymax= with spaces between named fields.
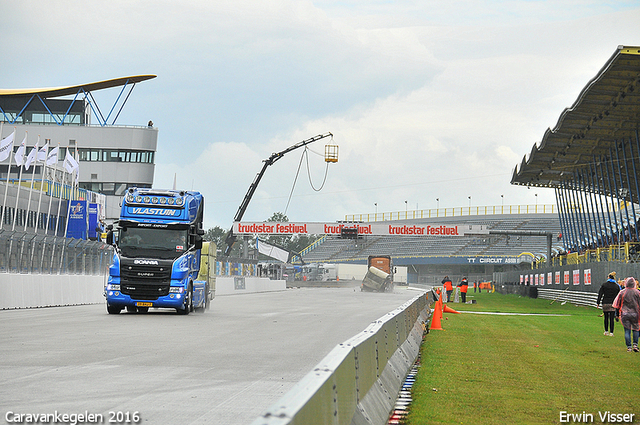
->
xmin=0 ymin=286 xmax=425 ymax=425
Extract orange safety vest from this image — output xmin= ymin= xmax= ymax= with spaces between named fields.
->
xmin=443 ymin=280 xmax=453 ymax=291
xmin=459 ymin=281 xmax=468 ymax=293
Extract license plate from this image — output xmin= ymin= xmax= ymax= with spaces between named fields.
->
xmin=136 ymin=302 xmax=153 ymax=307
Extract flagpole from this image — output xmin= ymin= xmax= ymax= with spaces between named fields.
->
xmin=46 ymin=144 xmax=61 ymax=272
xmin=11 ymin=131 xmax=27 ymax=231
xmin=34 ymin=140 xmax=49 ymax=234
xmin=1 ymin=127 xmax=16 ymax=229
xmin=54 ymin=149 xmax=67 ymax=237
xmin=45 ymin=143 xmax=59 ymax=235
xmin=52 ymin=158 xmax=67 ymax=273
xmin=59 ymin=146 xmax=76 ymax=273
xmin=24 ymin=135 xmax=39 ymax=232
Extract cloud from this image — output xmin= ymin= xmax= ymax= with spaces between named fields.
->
xmin=1 ymin=1 xmax=639 ymax=228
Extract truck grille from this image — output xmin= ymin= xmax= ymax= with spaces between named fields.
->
xmin=120 ymin=262 xmax=171 ymax=300
xmin=120 ymin=282 xmax=170 ymax=300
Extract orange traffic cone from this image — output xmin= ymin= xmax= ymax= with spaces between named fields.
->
xmin=430 ymin=303 xmax=443 ymax=330
xmin=443 ymin=304 xmax=461 ymax=314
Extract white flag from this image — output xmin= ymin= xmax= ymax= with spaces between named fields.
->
xmin=46 ymin=146 xmax=59 ymax=166
xmin=0 ymin=130 xmax=15 ymax=162
xmin=25 ymin=142 xmax=38 ymax=171
xmin=37 ymin=143 xmax=48 ymax=162
xmin=14 ymin=135 xmax=26 ymax=166
xmin=63 ymin=149 xmax=79 ymax=173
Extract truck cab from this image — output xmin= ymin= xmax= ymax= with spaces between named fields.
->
xmin=105 ymin=188 xmax=207 ymax=314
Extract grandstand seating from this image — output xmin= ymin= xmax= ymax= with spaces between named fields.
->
xmin=301 ymin=213 xmax=561 ymax=263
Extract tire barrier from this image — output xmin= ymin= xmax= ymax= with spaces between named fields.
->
xmin=251 ymin=289 xmax=435 ymax=425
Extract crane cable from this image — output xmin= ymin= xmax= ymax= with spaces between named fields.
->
xmin=283 ymin=146 xmax=329 ymax=215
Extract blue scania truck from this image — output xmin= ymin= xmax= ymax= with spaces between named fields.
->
xmin=105 ymin=187 xmax=208 ymax=315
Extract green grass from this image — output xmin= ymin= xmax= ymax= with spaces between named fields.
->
xmin=407 ymin=291 xmax=640 ymax=425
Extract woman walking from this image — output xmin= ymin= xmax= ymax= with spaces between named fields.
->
xmin=612 ymin=277 xmax=640 ymax=352
xmin=597 ymin=272 xmax=620 ymax=336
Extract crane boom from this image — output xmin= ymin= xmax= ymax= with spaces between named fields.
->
xmin=224 ymin=132 xmax=333 ymax=256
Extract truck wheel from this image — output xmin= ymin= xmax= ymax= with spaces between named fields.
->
xmin=176 ymin=285 xmax=193 ymax=315
xmin=107 ymin=304 xmax=122 ymax=315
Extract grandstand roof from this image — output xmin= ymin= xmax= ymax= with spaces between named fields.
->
xmin=0 ymin=75 xmax=156 ymax=98
xmin=511 ymin=45 xmax=640 ymax=190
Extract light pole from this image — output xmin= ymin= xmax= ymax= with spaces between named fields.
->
xmin=374 ymin=203 xmax=377 ymax=214
xmin=501 ymin=194 xmax=504 ymax=206
xmin=468 ymin=196 xmax=471 ymax=209
xmin=436 ymin=198 xmax=439 ymax=209
xmin=405 ymin=200 xmax=407 ymax=213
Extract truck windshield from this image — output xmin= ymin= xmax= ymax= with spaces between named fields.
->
xmin=118 ymin=227 xmax=189 ymax=260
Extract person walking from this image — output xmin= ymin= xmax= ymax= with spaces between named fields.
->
xmin=612 ymin=277 xmax=640 ymax=352
xmin=458 ymin=277 xmax=469 ymax=303
xmin=597 ymin=272 xmax=620 ymax=336
xmin=442 ymin=276 xmax=453 ymax=302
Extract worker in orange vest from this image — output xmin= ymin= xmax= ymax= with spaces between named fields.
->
xmin=458 ymin=277 xmax=469 ymax=303
xmin=442 ymin=276 xmax=453 ymax=302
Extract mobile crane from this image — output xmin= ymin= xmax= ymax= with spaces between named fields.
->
xmin=224 ymin=133 xmax=334 ymax=256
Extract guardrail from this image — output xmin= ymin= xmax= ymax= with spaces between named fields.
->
xmin=251 ymin=289 xmax=434 ymax=425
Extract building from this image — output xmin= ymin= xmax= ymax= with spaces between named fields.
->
xmin=0 ymin=75 xmax=158 ymax=222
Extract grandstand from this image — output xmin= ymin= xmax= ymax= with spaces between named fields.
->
xmin=299 ymin=211 xmax=562 ymax=284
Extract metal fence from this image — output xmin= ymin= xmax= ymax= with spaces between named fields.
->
xmin=345 ymin=204 xmax=556 ymax=222
xmin=0 ymin=229 xmax=113 ymax=275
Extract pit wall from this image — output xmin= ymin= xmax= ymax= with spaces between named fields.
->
xmin=251 ymin=289 xmax=434 ymax=425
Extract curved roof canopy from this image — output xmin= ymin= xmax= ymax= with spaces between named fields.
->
xmin=0 ymin=75 xmax=156 ymax=126
xmin=0 ymin=75 xmax=156 ymax=98
xmin=511 ymin=46 xmax=640 ymax=189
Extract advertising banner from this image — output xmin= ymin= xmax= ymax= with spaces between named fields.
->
xmin=234 ymin=221 xmax=485 ymax=236
xmin=573 ymin=269 xmax=580 ymax=285
xmin=584 ymin=269 xmax=591 ymax=285
xmin=88 ymin=203 xmax=99 ymax=240
xmin=66 ymin=200 xmax=87 ymax=240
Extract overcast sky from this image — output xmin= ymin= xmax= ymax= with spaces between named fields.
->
xmin=2 ymin=1 xmax=639 ymax=228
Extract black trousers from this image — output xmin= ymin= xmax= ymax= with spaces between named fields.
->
xmin=604 ymin=311 xmax=616 ymax=333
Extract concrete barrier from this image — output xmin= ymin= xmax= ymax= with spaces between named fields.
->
xmin=1 ymin=274 xmax=286 ymax=309
xmin=215 ymin=276 xmax=286 ymax=295
xmin=251 ymin=289 xmax=434 ymax=425
xmin=0 ymin=273 xmax=107 ymax=309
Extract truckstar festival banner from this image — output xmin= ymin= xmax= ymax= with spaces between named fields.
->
xmin=233 ymin=222 xmax=485 ymax=236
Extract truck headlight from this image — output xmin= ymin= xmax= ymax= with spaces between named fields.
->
xmin=106 ymin=284 xmax=120 ymax=291
xmin=169 ymin=287 xmax=184 ymax=294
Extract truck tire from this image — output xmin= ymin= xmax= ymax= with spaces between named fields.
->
xmin=107 ymin=304 xmax=122 ymax=315
xmin=176 ymin=284 xmax=193 ymax=315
